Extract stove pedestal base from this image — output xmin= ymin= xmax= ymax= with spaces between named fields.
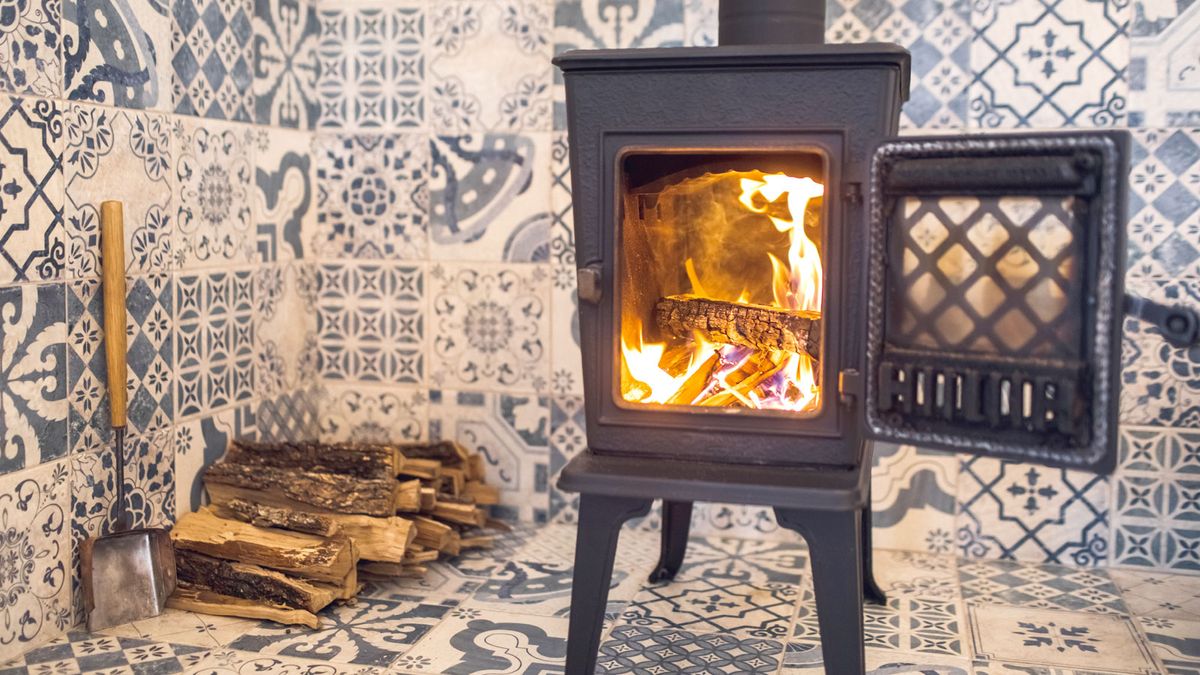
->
xmin=559 ymin=451 xmax=880 ymax=675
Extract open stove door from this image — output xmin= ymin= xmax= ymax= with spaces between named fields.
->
xmin=863 ymin=132 xmax=1128 ymax=473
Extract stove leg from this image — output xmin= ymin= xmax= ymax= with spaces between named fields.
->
xmin=775 ymin=507 xmax=866 ymax=675
xmin=649 ymin=500 xmax=693 ymax=583
xmin=862 ymin=492 xmax=887 ymax=606
xmin=566 ymin=493 xmax=652 ymax=675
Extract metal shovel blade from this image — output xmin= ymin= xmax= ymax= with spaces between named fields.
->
xmin=81 ymin=526 xmax=176 ymax=632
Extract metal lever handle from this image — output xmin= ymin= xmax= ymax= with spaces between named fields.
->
xmin=1125 ymin=293 xmax=1200 ymax=348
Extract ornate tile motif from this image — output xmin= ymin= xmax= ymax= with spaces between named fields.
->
xmin=429 ymin=1 xmax=553 ymax=133
xmin=548 ymin=395 xmax=583 ymax=524
xmin=99 ymin=608 xmax=256 ymax=648
xmin=428 ymin=389 xmax=549 ymax=522
xmin=253 ymin=0 xmax=318 ymax=129
xmin=1122 ymin=281 xmax=1200 ymax=427
xmin=827 ymin=0 xmax=971 ymax=129
xmin=429 ymin=133 xmax=552 ymax=263
xmin=872 ymin=443 xmax=960 ymax=555
xmin=0 ymin=459 xmax=70 ymax=662
xmin=0 ymin=96 xmax=63 ymax=285
xmin=255 ymin=127 xmax=314 ymax=262
xmin=361 ymin=560 xmax=482 ymax=607
xmin=62 ymin=0 xmax=171 ymax=109
xmin=256 ymin=384 xmax=320 ymax=443
xmin=690 ymin=502 xmax=795 ymax=543
xmin=599 ymin=624 xmax=783 ymax=674
xmin=549 ymin=132 xmax=572 ymax=264
xmin=174 ymin=402 xmax=255 ymax=514
xmin=1111 ymin=569 xmax=1200 ymax=621
xmin=967 ymin=604 xmax=1157 ymax=673
xmin=621 ymin=576 xmax=799 ymax=639
xmin=228 ymin=598 xmax=447 ymax=667
xmin=173 ymin=119 xmax=255 ymax=269
xmin=2 ymin=630 xmax=207 ymax=674
xmin=1128 ymin=3 xmax=1200 ymax=126
xmin=683 ymin=0 xmax=717 ymax=47
xmin=172 ymin=648 xmax=371 ymax=673
xmin=316 ymin=1 xmax=423 ymax=131
xmin=255 ymin=262 xmax=316 ymax=399
xmin=1112 ymin=426 xmax=1200 ymax=572
xmin=955 ymin=456 xmax=1111 ymax=566
xmin=0 ymin=0 xmax=58 ymax=97
xmin=64 ymin=105 xmax=173 ymax=280
xmin=0 ymin=283 xmax=67 ymax=476
xmin=176 ymin=270 xmax=256 ymax=418
xmin=429 ymin=263 xmax=550 ymax=392
xmin=171 ymin=0 xmax=254 ymax=121
xmin=471 ymin=558 xmax=641 ymax=618
xmin=392 ymin=606 xmax=567 ymax=674
xmin=318 ymin=383 xmax=426 ymax=443
xmin=673 ymin=536 xmax=808 ymax=586
xmin=550 ymin=264 xmax=582 ymax=397
xmin=67 ymin=274 xmax=173 ymax=456
xmin=781 ymin=644 xmax=972 ymax=673
xmin=967 ymin=0 xmax=1128 ymax=128
xmin=315 ymin=262 xmax=423 ymax=384
xmin=448 ymin=521 xmax=548 ymax=579
xmin=793 ymin=592 xmax=964 ymax=657
xmin=1124 ymin=129 xmax=1200 ymax=280
xmin=1138 ymin=615 xmax=1200 ymax=674
xmin=314 ymin=134 xmax=428 ymax=260
xmin=870 ymin=549 xmax=960 ymax=601
xmin=959 ymin=559 xmax=1128 ymax=615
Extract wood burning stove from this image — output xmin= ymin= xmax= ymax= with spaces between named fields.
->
xmin=552 ymin=2 xmax=1193 ymax=674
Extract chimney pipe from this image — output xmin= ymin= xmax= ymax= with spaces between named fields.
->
xmin=719 ymin=0 xmax=826 ymax=46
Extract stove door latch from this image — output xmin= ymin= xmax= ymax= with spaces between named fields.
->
xmin=1125 ymin=293 xmax=1200 ymax=348
xmin=577 ymin=264 xmax=603 ymax=304
xmin=839 ymin=368 xmax=862 ymax=405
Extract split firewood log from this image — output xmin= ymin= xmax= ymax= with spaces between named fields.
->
xmin=204 ymin=462 xmax=402 ymax=516
xmin=174 ymin=549 xmax=337 ymax=613
xmin=397 ymin=458 xmax=442 ymax=482
xmin=395 ymin=479 xmax=422 ymax=513
xmin=225 ymin=440 xmax=405 ymax=479
xmin=212 ymin=499 xmax=340 ymax=537
xmin=398 ymin=440 xmax=471 ymax=467
xmin=654 ymin=294 xmax=821 ymax=358
xmin=462 ymin=481 xmax=500 ymax=505
xmin=168 ymin=586 xmax=320 ymax=629
xmin=412 ymin=516 xmax=454 ymax=551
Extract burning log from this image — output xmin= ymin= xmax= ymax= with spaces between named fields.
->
xmin=655 ymin=294 xmax=821 ymax=358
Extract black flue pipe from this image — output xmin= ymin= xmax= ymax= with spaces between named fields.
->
xmin=719 ymin=0 xmax=826 ymax=45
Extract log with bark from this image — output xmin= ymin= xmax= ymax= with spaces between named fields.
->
xmin=168 ymin=586 xmax=321 ymax=629
xmin=213 ymin=498 xmax=340 ymax=537
xmin=204 ymin=462 xmax=402 ymax=516
xmin=174 ymin=549 xmax=337 ymax=613
xmin=654 ymin=294 xmax=821 ymax=357
xmin=225 ymin=440 xmax=405 ymax=479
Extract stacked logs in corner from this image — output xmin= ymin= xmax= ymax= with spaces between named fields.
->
xmin=166 ymin=439 xmax=501 ymax=628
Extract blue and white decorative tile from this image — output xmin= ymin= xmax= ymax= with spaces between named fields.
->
xmin=255 ymin=127 xmax=314 ymax=263
xmin=228 ymin=597 xmax=447 ymax=667
xmin=600 ymin=624 xmax=784 ymax=674
xmin=870 ymin=549 xmax=960 ymax=601
xmin=471 ymin=558 xmax=643 ymax=619
xmin=794 ymin=592 xmax=965 ymax=657
xmin=361 ymin=560 xmax=482 ymax=607
xmin=0 ymin=0 xmax=59 ymax=97
xmin=448 ymin=522 xmax=553 ymax=579
xmin=172 ymin=119 xmax=255 ymax=269
xmin=1111 ymin=569 xmax=1200 ymax=621
xmin=173 ymin=647 xmax=376 ymax=673
xmin=174 ymin=402 xmax=256 ymax=514
xmin=967 ymin=604 xmax=1157 ymax=673
xmin=0 ymin=459 xmax=71 ymax=663
xmin=256 ymin=384 xmax=321 ymax=443
xmin=429 ymin=133 xmax=551 ymax=263
xmin=1121 ymin=280 xmax=1200 ymax=426
xmin=429 ymin=263 xmax=550 ymax=393
xmin=1124 ymin=129 xmax=1200 ymax=279
xmin=683 ymin=0 xmax=717 ymax=47
xmin=315 ymin=262 xmax=424 ymax=384
xmin=315 ymin=134 xmax=428 ymax=260
xmin=318 ymin=383 xmax=426 ymax=444
xmin=672 ymin=536 xmax=808 ymax=586
xmin=690 ymin=502 xmax=797 ymax=543
xmin=171 ymin=0 xmax=254 ymax=121
xmin=1137 ymin=615 xmax=1200 ymax=674
xmin=62 ymin=0 xmax=171 ymax=109
xmin=621 ymin=576 xmax=798 ymax=639
xmin=255 ymin=262 xmax=316 ymax=399
xmin=1 ymin=630 xmax=207 ymax=674
xmin=828 ymin=0 xmax=971 ymax=129
xmin=429 ymin=1 xmax=552 ymax=133
xmin=0 ymin=96 xmax=64 ymax=285
xmin=316 ymin=1 xmax=423 ymax=131
xmin=781 ymin=644 xmax=972 ymax=673
xmin=429 ymin=389 xmax=549 ymax=522
xmin=550 ymin=264 xmax=582 ymax=397
xmin=64 ymin=105 xmax=173 ymax=280
xmin=958 ymin=559 xmax=1128 ymax=615
xmin=967 ymin=0 xmax=1128 ymax=128
xmin=0 ymin=283 xmax=67 ymax=476
xmin=955 ymin=456 xmax=1110 ymax=566
xmin=392 ymin=606 xmax=567 ymax=673
xmin=1112 ymin=426 xmax=1200 ymax=572
xmin=98 ymin=608 xmax=256 ymax=648
xmin=176 ymin=270 xmax=256 ymax=418
xmin=873 ymin=443 xmax=960 ymax=555
xmin=67 ymin=274 xmax=173 ymax=456
xmin=549 ymin=132 xmax=573 ymax=264
xmin=253 ymin=0 xmax=318 ymax=129
xmin=1128 ymin=2 xmax=1200 ymax=126
xmin=548 ymin=395 xmax=583 ymax=524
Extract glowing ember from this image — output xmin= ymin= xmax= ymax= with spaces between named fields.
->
xmin=620 ymin=170 xmax=825 ymax=412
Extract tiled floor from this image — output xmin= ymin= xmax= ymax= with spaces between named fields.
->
xmin=2 ymin=523 xmax=1198 ymax=674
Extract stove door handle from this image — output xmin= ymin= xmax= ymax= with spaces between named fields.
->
xmin=1125 ymin=293 xmax=1200 ymax=348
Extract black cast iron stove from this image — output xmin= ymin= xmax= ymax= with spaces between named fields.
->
xmin=553 ymin=2 xmax=1193 ymax=673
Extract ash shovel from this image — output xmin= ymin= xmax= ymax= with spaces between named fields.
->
xmin=80 ymin=201 xmax=176 ymax=631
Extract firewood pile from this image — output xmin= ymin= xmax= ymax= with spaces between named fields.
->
xmin=166 ymin=439 xmax=502 ymax=628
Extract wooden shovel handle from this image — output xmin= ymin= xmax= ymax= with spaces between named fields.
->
xmin=100 ymin=201 xmax=128 ymax=430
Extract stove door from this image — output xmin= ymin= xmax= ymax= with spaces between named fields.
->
xmin=863 ymin=132 xmax=1128 ymax=473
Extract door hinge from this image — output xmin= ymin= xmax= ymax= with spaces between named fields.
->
xmin=577 ymin=264 xmax=603 ymax=304
xmin=839 ymin=368 xmax=862 ymax=405
xmin=843 ymin=183 xmax=862 ymax=207
xmin=1125 ymin=293 xmax=1200 ymax=348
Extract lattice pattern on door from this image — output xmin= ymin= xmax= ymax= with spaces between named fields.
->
xmin=886 ymin=194 xmax=1083 ymax=359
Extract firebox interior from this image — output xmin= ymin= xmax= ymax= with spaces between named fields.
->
xmin=617 ymin=150 xmax=828 ymax=414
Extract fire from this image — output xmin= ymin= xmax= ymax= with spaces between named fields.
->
xmin=621 ymin=171 xmax=825 ymax=412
